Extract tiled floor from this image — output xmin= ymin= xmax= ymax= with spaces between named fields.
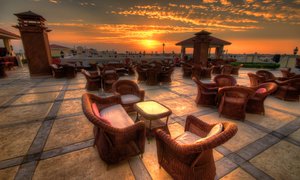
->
xmin=0 ymin=65 xmax=300 ymax=179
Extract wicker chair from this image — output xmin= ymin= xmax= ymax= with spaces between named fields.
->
xmin=211 ymin=65 xmax=221 ymax=74
xmin=221 ymin=65 xmax=233 ymax=75
xmin=50 ymin=64 xmax=65 ymax=78
xmin=213 ymin=74 xmax=237 ymax=87
xmin=201 ymin=67 xmax=212 ymax=78
xmin=112 ymin=80 xmax=145 ymax=112
xmin=159 ymin=67 xmax=174 ymax=82
xmin=81 ymin=69 xmax=101 ymax=91
xmin=192 ymin=76 xmax=218 ymax=106
xmin=182 ymin=63 xmax=193 ymax=77
xmin=136 ymin=64 xmax=148 ymax=81
xmin=256 ymin=70 xmax=277 ymax=82
xmin=280 ymin=68 xmax=296 ymax=78
xmin=274 ymin=78 xmax=300 ymax=101
xmin=218 ymin=86 xmax=255 ymax=120
xmin=231 ymin=64 xmax=243 ymax=75
xmin=61 ymin=64 xmax=77 ymax=78
xmin=103 ymin=72 xmax=119 ymax=92
xmin=155 ymin=115 xmax=238 ymax=180
xmin=246 ymin=82 xmax=278 ymax=115
xmin=247 ymin=73 xmax=265 ymax=87
xmin=0 ymin=63 xmax=7 ymax=78
xmin=82 ymin=93 xmax=146 ymax=164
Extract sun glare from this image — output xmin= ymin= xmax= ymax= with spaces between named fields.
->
xmin=141 ymin=39 xmax=160 ymax=50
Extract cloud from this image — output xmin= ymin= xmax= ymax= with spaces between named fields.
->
xmin=49 ymin=0 xmax=60 ymax=4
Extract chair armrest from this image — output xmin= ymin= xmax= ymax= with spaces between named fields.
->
xmin=138 ymin=89 xmax=145 ymax=100
xmin=93 ymin=94 xmax=121 ymax=109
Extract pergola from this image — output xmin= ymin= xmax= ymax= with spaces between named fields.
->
xmin=0 ymin=28 xmax=20 ymax=55
xmin=176 ymin=31 xmax=231 ymax=65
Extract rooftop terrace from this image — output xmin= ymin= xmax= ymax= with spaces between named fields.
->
xmin=0 ymin=66 xmax=300 ymax=179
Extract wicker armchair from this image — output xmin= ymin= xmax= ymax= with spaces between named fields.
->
xmin=280 ymin=68 xmax=296 ymax=78
xmin=136 ymin=64 xmax=148 ymax=81
xmin=81 ymin=69 xmax=101 ymax=91
xmin=247 ymin=73 xmax=265 ymax=87
xmin=103 ymin=72 xmax=119 ymax=92
xmin=82 ymin=93 xmax=146 ymax=164
xmin=274 ymin=78 xmax=300 ymax=101
xmin=213 ymin=74 xmax=237 ymax=87
xmin=246 ymin=82 xmax=278 ymax=115
xmin=221 ymin=65 xmax=233 ymax=75
xmin=159 ymin=67 xmax=174 ymax=82
xmin=218 ymin=86 xmax=255 ymax=120
xmin=0 ymin=63 xmax=7 ymax=78
xmin=155 ymin=115 xmax=238 ymax=180
xmin=256 ymin=70 xmax=277 ymax=82
xmin=211 ymin=65 xmax=221 ymax=74
xmin=192 ymin=76 xmax=218 ymax=106
xmin=231 ymin=64 xmax=243 ymax=75
xmin=182 ymin=63 xmax=193 ymax=77
xmin=50 ymin=64 xmax=65 ymax=78
xmin=61 ymin=64 xmax=77 ymax=78
xmin=112 ymin=80 xmax=145 ymax=112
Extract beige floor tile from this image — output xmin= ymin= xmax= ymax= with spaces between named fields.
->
xmin=220 ymin=167 xmax=255 ymax=180
xmin=289 ymin=129 xmax=300 ymax=142
xmin=67 ymin=84 xmax=86 ymax=89
xmin=44 ymin=116 xmax=93 ymax=150
xmin=168 ymin=122 xmax=184 ymax=138
xmin=12 ymin=92 xmax=59 ymax=105
xmin=197 ymin=112 xmax=266 ymax=152
xmin=265 ymin=97 xmax=300 ymax=116
xmin=0 ymin=96 xmax=13 ymax=106
xmin=170 ymin=85 xmax=197 ymax=95
xmin=250 ymin=141 xmax=300 ymax=180
xmin=27 ymin=85 xmax=63 ymax=93
xmin=146 ymin=89 xmax=180 ymax=101
xmin=213 ymin=150 xmax=223 ymax=161
xmin=0 ymin=103 xmax=52 ymax=126
xmin=57 ymin=99 xmax=82 ymax=116
xmin=33 ymin=147 xmax=134 ymax=180
xmin=64 ymin=89 xmax=87 ymax=99
xmin=161 ymin=98 xmax=201 ymax=116
xmin=0 ymin=166 xmax=19 ymax=180
xmin=37 ymin=81 xmax=66 ymax=86
xmin=142 ymin=140 xmax=172 ymax=180
xmin=246 ymin=107 xmax=296 ymax=130
xmin=0 ymin=122 xmax=41 ymax=161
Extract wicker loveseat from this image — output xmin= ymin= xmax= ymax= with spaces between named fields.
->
xmin=155 ymin=115 xmax=238 ymax=180
xmin=112 ymin=80 xmax=145 ymax=112
xmin=82 ymin=93 xmax=146 ymax=164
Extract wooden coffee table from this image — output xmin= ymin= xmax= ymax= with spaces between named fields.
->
xmin=134 ymin=100 xmax=172 ymax=139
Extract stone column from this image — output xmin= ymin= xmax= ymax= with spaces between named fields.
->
xmin=215 ymin=46 xmax=224 ymax=59
xmin=193 ymin=30 xmax=211 ymax=67
xmin=180 ymin=46 xmax=186 ymax=60
xmin=14 ymin=11 xmax=52 ymax=76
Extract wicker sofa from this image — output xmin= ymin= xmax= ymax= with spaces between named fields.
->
xmin=82 ymin=93 xmax=146 ymax=164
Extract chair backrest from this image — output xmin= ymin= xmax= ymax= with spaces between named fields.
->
xmin=256 ymin=70 xmax=276 ymax=80
xmin=221 ymin=65 xmax=233 ymax=75
xmin=112 ymin=80 xmax=139 ymax=95
xmin=213 ymin=74 xmax=237 ymax=87
xmin=248 ymin=73 xmax=264 ymax=87
xmin=219 ymin=86 xmax=255 ymax=99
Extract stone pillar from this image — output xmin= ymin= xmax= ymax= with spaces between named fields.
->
xmin=215 ymin=46 xmax=224 ymax=59
xmin=14 ymin=11 xmax=52 ymax=76
xmin=180 ymin=46 xmax=186 ymax=60
xmin=193 ymin=30 xmax=211 ymax=67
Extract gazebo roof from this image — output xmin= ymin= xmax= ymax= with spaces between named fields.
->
xmin=14 ymin=11 xmax=45 ymax=21
xmin=176 ymin=32 xmax=231 ymax=48
xmin=0 ymin=28 xmax=20 ymax=39
xmin=50 ymin=44 xmax=71 ymax=50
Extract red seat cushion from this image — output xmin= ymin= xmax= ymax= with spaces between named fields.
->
xmin=92 ymin=103 xmax=111 ymax=125
xmin=256 ymin=88 xmax=267 ymax=94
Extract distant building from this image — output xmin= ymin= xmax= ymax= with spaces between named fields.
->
xmin=50 ymin=44 xmax=71 ymax=57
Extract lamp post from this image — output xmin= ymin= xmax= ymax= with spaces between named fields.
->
xmin=286 ymin=47 xmax=298 ymax=67
xmin=162 ymin=43 xmax=165 ymax=56
xmin=294 ymin=47 xmax=298 ymax=56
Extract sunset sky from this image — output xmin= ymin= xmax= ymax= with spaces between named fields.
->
xmin=0 ymin=0 xmax=299 ymax=54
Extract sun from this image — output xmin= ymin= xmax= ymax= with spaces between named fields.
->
xmin=140 ymin=39 xmax=160 ymax=50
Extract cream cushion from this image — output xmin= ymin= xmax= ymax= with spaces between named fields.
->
xmin=121 ymin=94 xmax=140 ymax=104
xmin=100 ymin=104 xmax=134 ymax=128
xmin=175 ymin=123 xmax=223 ymax=144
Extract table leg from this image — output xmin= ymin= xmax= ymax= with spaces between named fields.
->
xmin=135 ymin=112 xmax=139 ymax=122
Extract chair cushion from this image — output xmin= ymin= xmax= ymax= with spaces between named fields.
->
xmin=175 ymin=123 xmax=223 ymax=144
xmin=100 ymin=104 xmax=134 ymax=128
xmin=175 ymin=131 xmax=201 ymax=145
xmin=92 ymin=103 xmax=111 ymax=125
xmin=256 ymin=88 xmax=267 ymax=94
xmin=121 ymin=94 xmax=141 ymax=104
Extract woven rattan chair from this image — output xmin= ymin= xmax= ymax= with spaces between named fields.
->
xmin=136 ymin=64 xmax=148 ymax=81
xmin=82 ymin=93 xmax=146 ymax=164
xmin=256 ymin=70 xmax=277 ymax=82
xmin=211 ymin=65 xmax=221 ymax=74
xmin=103 ymin=72 xmax=119 ymax=92
xmin=159 ymin=67 xmax=174 ymax=82
xmin=231 ymin=64 xmax=243 ymax=75
xmin=247 ymin=73 xmax=265 ymax=87
xmin=50 ymin=64 xmax=65 ymax=78
xmin=221 ymin=65 xmax=233 ymax=75
xmin=155 ymin=115 xmax=238 ymax=180
xmin=274 ymin=78 xmax=300 ymax=101
xmin=0 ymin=63 xmax=7 ymax=78
xmin=280 ymin=68 xmax=296 ymax=78
xmin=81 ymin=69 xmax=101 ymax=91
xmin=182 ymin=62 xmax=193 ymax=77
xmin=218 ymin=86 xmax=255 ymax=120
xmin=112 ymin=80 xmax=145 ymax=112
xmin=246 ymin=82 xmax=278 ymax=114
xmin=192 ymin=76 xmax=218 ymax=106
xmin=213 ymin=74 xmax=237 ymax=87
